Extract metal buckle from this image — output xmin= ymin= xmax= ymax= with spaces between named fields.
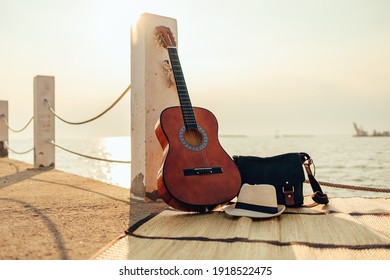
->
xmin=282 ymin=185 xmax=295 ymax=194
xmin=303 ymin=158 xmax=316 ymax=177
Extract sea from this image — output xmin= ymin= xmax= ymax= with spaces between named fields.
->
xmin=8 ymin=135 xmax=390 ymax=198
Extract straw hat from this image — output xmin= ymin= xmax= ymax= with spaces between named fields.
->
xmin=225 ymin=184 xmax=285 ymax=218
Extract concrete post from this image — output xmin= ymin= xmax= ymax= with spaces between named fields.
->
xmin=34 ymin=75 xmax=55 ymax=168
xmin=130 ymin=13 xmax=179 ymax=199
xmin=0 ymin=100 xmax=9 ymax=157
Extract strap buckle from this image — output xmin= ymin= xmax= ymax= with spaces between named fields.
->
xmin=282 ymin=185 xmax=295 ymax=194
xmin=282 ymin=182 xmax=295 ymax=206
xmin=303 ymin=158 xmax=315 ymax=177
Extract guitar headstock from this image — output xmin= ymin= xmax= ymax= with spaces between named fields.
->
xmin=156 ymin=26 xmax=176 ymax=49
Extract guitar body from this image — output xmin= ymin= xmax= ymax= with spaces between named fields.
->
xmin=156 ymin=106 xmax=241 ymax=212
xmin=154 ymin=26 xmax=241 ymax=212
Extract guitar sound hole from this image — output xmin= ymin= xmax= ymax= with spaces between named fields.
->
xmin=179 ymin=126 xmax=208 ymax=151
xmin=184 ymin=129 xmax=203 ymax=147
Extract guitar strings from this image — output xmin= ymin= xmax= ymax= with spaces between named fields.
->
xmin=168 ymin=46 xmax=211 ymax=169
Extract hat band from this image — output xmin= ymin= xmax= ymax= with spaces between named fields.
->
xmin=235 ymin=202 xmax=278 ymax=214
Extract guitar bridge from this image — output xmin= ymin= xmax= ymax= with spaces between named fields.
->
xmin=183 ymin=167 xmax=223 ymax=176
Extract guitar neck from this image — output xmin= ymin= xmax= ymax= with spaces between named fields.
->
xmin=167 ymin=47 xmax=197 ymax=130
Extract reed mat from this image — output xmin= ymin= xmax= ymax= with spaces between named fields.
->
xmin=93 ymin=197 xmax=390 ymax=260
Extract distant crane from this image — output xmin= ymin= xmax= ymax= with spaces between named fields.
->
xmin=353 ymin=123 xmax=389 ymax=137
xmin=353 ymin=122 xmax=368 ymax=136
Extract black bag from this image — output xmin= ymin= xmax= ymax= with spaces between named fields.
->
xmin=232 ymin=152 xmax=328 ymax=207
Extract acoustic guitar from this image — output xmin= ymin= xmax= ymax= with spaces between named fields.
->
xmin=155 ymin=26 xmax=241 ymax=212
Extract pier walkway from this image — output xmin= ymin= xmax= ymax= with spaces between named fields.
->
xmin=0 ymin=158 xmax=136 ymax=260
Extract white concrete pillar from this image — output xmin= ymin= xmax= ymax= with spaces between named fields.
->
xmin=130 ymin=13 xmax=179 ymax=199
xmin=34 ymin=75 xmax=55 ymax=168
xmin=0 ymin=100 xmax=9 ymax=157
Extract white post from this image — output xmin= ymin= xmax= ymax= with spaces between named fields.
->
xmin=34 ymin=75 xmax=55 ymax=168
xmin=0 ymin=100 xmax=9 ymax=157
xmin=130 ymin=13 xmax=179 ymax=199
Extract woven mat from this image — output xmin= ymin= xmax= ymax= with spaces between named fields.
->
xmin=94 ymin=197 xmax=390 ymax=260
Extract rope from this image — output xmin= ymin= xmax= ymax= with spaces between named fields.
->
xmin=3 ymin=141 xmax=34 ymax=154
xmin=0 ymin=115 xmax=34 ymax=133
xmin=44 ymin=84 xmax=131 ymax=125
xmin=48 ymin=140 xmax=131 ymax=164
xmin=305 ymin=180 xmax=390 ymax=194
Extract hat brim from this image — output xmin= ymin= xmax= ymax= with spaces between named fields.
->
xmin=224 ymin=204 xmax=286 ymax=219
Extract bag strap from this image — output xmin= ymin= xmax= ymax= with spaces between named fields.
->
xmin=300 ymin=153 xmax=329 ymax=205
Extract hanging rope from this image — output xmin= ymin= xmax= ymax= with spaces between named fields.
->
xmin=305 ymin=180 xmax=390 ymax=194
xmin=48 ymin=140 xmax=131 ymax=164
xmin=3 ymin=141 xmax=34 ymax=154
xmin=45 ymin=84 xmax=131 ymax=125
xmin=0 ymin=115 xmax=34 ymax=133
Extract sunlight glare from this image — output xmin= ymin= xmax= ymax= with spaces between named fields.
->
xmin=99 ymin=136 xmax=131 ymax=188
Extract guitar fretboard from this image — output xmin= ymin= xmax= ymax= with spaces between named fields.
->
xmin=168 ymin=47 xmax=197 ymax=130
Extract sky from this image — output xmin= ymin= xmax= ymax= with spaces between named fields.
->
xmin=1 ymin=0 xmax=389 ymax=138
